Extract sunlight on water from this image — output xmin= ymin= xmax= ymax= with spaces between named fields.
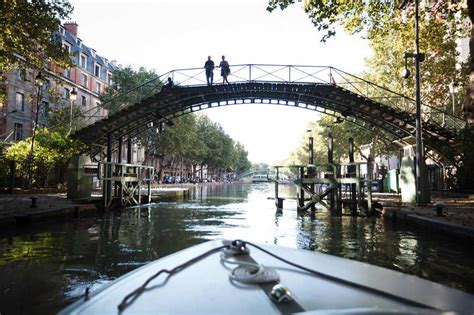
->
xmin=0 ymin=183 xmax=473 ymax=314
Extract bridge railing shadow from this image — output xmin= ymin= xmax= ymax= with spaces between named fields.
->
xmin=88 ymin=64 xmax=464 ymax=131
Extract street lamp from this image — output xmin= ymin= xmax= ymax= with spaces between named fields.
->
xmin=28 ymin=72 xmax=44 ymax=186
xmin=69 ymin=87 xmax=77 ymax=135
xmin=402 ymin=0 xmax=426 ymax=205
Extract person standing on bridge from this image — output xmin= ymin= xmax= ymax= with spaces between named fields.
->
xmin=219 ymin=55 xmax=230 ymax=84
xmin=204 ymin=56 xmax=215 ymax=86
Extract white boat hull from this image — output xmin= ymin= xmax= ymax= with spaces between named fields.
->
xmin=59 ymin=239 xmax=474 ymax=314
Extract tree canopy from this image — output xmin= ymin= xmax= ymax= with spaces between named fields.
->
xmin=101 ymin=66 xmax=251 ymax=177
xmin=269 ymin=0 xmax=470 ymax=167
xmin=0 ymin=0 xmax=74 ymax=71
xmin=99 ymin=66 xmax=161 ymax=114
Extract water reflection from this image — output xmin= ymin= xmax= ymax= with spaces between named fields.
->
xmin=0 ymin=183 xmax=473 ymax=314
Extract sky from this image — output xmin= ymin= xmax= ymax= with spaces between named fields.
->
xmin=69 ymin=0 xmax=372 ymax=165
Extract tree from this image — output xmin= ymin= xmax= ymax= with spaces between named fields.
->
xmin=4 ymin=128 xmax=82 ymax=187
xmin=269 ymin=0 xmax=472 ymax=186
xmin=465 ymin=3 xmax=474 ymax=124
xmin=233 ymin=142 xmax=252 ymax=173
xmin=0 ymin=0 xmax=74 ymax=72
xmin=284 ymin=115 xmax=398 ymax=169
xmin=99 ymin=66 xmax=161 ymax=114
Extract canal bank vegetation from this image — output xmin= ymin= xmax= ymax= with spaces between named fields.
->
xmin=149 ymin=113 xmax=252 ymax=181
xmin=271 ymin=0 xmax=474 ymax=190
xmin=0 ymin=65 xmax=251 ymax=189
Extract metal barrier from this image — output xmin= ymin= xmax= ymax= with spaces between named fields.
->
xmin=87 ymin=64 xmax=464 ymax=132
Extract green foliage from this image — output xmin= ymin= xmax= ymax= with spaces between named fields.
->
xmin=283 ymin=115 xmax=398 ymax=167
xmin=195 ymin=114 xmax=237 ymax=172
xmin=268 ymin=1 xmax=467 ymax=42
xmin=268 ymin=0 xmax=469 ymax=115
xmin=46 ymin=104 xmax=87 ymax=135
xmin=99 ymin=66 xmax=161 ymax=114
xmin=152 ymin=113 xmax=251 ymax=175
xmin=0 ymin=0 xmax=74 ymax=71
xmin=99 ymin=65 xmax=250 ymax=176
xmin=4 ymin=129 xmax=82 ymax=186
xmin=234 ymin=142 xmax=252 ymax=173
xmin=270 ymin=0 xmax=470 ymax=175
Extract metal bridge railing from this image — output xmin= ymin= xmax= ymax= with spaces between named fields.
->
xmin=86 ymin=64 xmax=465 ymax=131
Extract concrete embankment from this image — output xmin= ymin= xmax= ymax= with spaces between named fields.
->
xmin=0 ymin=185 xmax=193 ymax=228
xmin=380 ymin=197 xmax=474 ymax=241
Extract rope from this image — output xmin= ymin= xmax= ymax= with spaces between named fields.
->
xmin=117 ymin=245 xmax=227 ymax=312
xmin=115 ymin=239 xmax=436 ymax=312
xmin=220 ymin=252 xmax=280 ymax=284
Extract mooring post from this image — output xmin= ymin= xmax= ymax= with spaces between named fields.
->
xmin=348 ymin=138 xmax=357 ymax=216
xmin=299 ymin=166 xmax=305 ymax=209
xmin=275 ymin=166 xmax=279 ymax=200
xmin=275 ymin=167 xmax=284 ymax=208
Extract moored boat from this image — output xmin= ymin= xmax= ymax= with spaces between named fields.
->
xmin=59 ymin=239 xmax=474 ymax=314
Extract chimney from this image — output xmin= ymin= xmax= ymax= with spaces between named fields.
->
xmin=63 ymin=22 xmax=78 ymax=37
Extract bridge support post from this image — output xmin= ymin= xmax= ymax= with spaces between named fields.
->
xmin=104 ymin=132 xmax=112 ymax=208
xmin=127 ymin=137 xmax=132 ymax=164
xmin=308 ymin=134 xmax=316 ymax=211
xmin=348 ymin=138 xmax=357 ymax=216
xmin=117 ymin=136 xmax=123 ymax=207
xmin=328 ymin=133 xmax=337 ymax=215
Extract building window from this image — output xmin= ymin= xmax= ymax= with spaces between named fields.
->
xmin=81 ymin=73 xmax=88 ymax=87
xmin=40 ymin=101 xmax=49 ymax=118
xmin=94 ymin=64 xmax=101 ymax=77
xmin=64 ymin=68 xmax=71 ymax=79
xmin=107 ymin=72 xmax=113 ymax=85
xmin=63 ymin=87 xmax=70 ymax=100
xmin=15 ymin=92 xmax=25 ymax=111
xmin=63 ymin=41 xmax=71 ymax=53
xmin=96 ymin=82 xmax=101 ymax=94
xmin=81 ymin=95 xmax=87 ymax=107
xmin=14 ymin=123 xmax=23 ymax=141
xmin=77 ymin=38 xmax=82 ymax=47
xmin=18 ymin=69 xmax=28 ymax=81
xmin=80 ymin=54 xmax=87 ymax=68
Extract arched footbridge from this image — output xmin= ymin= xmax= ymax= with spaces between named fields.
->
xmin=74 ymin=64 xmax=465 ymax=165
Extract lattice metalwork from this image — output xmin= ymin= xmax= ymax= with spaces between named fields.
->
xmin=73 ymin=65 xmax=465 ymax=164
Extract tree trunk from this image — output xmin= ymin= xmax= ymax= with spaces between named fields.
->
xmin=465 ymin=2 xmax=474 ymax=124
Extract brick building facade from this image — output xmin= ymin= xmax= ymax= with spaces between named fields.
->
xmin=0 ymin=22 xmax=117 ymax=146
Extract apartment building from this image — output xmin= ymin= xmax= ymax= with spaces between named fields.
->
xmin=0 ymin=22 xmax=118 ymax=146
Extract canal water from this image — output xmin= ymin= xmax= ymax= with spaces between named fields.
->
xmin=0 ymin=183 xmax=473 ymax=314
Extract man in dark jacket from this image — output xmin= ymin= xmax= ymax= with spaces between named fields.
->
xmin=204 ymin=56 xmax=215 ymax=86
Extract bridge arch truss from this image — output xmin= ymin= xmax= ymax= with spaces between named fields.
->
xmin=74 ymin=64 xmax=464 ymax=165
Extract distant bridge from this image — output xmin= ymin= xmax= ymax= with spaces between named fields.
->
xmin=238 ymin=168 xmax=272 ymax=179
xmin=74 ymin=64 xmax=465 ymax=165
